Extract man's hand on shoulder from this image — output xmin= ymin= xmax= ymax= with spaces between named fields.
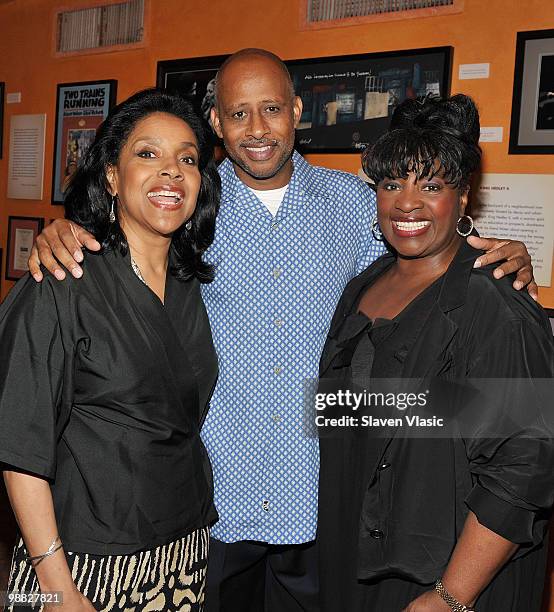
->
xmin=29 ymin=219 xmax=101 ymax=282
xmin=468 ymin=235 xmax=538 ymax=301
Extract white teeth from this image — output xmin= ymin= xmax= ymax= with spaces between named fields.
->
xmin=246 ymin=146 xmax=270 ymax=152
xmin=394 ymin=220 xmax=430 ymax=230
xmin=147 ymin=190 xmax=183 ymax=202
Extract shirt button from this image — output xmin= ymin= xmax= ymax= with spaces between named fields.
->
xmin=262 ymin=500 xmax=270 ymax=512
xmin=274 ymin=318 xmax=283 ymax=327
xmin=271 ymin=222 xmax=279 ymax=231
xmin=273 ymin=268 xmax=282 ymax=279
xmin=378 ymin=461 xmax=391 ymax=471
xmin=369 ymin=529 xmax=384 ymax=539
xmin=274 ymin=366 xmax=282 ymax=375
xmin=272 ymin=414 xmax=282 ymax=423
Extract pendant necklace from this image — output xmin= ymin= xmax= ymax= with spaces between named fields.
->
xmin=130 ymin=257 xmax=147 ymax=286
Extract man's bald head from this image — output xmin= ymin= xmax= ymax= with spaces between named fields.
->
xmin=209 ymin=48 xmax=302 ymax=189
xmin=214 ymin=48 xmax=295 ymax=108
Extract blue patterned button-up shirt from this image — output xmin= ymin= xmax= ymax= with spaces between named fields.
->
xmin=201 ymin=151 xmax=387 ymax=544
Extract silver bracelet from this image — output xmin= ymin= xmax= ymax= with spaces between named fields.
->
xmin=435 ymin=579 xmax=476 ymax=612
xmin=26 ymin=536 xmax=63 ymax=567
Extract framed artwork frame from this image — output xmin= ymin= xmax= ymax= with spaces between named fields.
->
xmin=287 ymin=46 xmax=452 ymax=153
xmin=509 ymin=29 xmax=554 ymax=154
xmin=6 ymin=216 xmax=44 ymax=281
xmin=52 ymin=80 xmax=117 ymax=204
xmin=157 ymin=55 xmax=226 ymax=126
xmin=157 ymin=55 xmax=226 ymax=158
xmin=157 ymin=47 xmax=452 ymax=154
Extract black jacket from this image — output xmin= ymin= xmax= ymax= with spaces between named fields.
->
xmin=318 ymin=239 xmax=554 ymax=593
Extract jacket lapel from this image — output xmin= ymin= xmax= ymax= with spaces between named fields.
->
xmin=109 ymin=249 xmax=201 ymax=429
xmin=319 ymin=253 xmax=396 ymax=375
xmin=368 ymin=240 xmax=482 ymax=473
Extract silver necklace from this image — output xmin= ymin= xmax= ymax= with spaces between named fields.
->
xmin=130 ymin=257 xmax=147 ymax=286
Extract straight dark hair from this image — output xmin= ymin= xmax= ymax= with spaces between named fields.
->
xmin=363 ymin=94 xmax=482 ymax=191
xmin=64 ymin=88 xmax=221 ymax=283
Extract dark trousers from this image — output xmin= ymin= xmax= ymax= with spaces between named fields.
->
xmin=205 ymin=538 xmax=319 ymax=612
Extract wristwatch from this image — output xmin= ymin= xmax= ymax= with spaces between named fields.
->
xmin=435 ymin=580 xmax=476 ymax=612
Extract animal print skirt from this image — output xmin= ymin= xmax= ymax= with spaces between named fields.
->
xmin=6 ymin=527 xmax=209 ymax=611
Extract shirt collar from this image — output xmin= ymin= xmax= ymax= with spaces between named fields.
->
xmin=436 ymin=236 xmax=482 ymax=312
xmin=217 ymin=150 xmax=323 ymax=205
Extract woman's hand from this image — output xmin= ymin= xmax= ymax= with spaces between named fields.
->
xmin=27 ymin=219 xmax=100 ymax=282
xmin=404 ymin=513 xmax=516 ymax=612
xmin=402 ymin=589 xmax=451 ymax=611
xmin=3 ymin=471 xmax=95 ymax=611
xmin=44 ymin=587 xmax=96 ymax=611
xmin=468 ymin=235 xmax=538 ymax=300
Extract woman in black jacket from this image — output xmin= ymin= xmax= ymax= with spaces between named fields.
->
xmin=317 ymin=94 xmax=554 ymax=612
xmin=1 ymin=89 xmax=220 ymax=611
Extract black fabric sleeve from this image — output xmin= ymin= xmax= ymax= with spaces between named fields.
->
xmin=463 ymin=318 xmax=554 ymax=550
xmin=466 ymin=484 xmax=548 ymax=546
xmin=0 ymin=275 xmax=72 ymax=479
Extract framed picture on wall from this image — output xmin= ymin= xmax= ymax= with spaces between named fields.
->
xmin=0 ymin=82 xmax=4 ymax=160
xmin=6 ymin=216 xmax=44 ymax=281
xmin=52 ymin=80 xmax=117 ymax=204
xmin=157 ymin=55 xmax=227 ymax=156
xmin=157 ymin=55 xmax=227 ymax=124
xmin=509 ymin=29 xmax=554 ymax=154
xmin=287 ymin=46 xmax=452 ymax=153
xmin=157 ymin=47 xmax=452 ymax=155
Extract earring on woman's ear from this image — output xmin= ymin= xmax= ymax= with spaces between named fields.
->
xmin=371 ymin=213 xmax=383 ymax=241
xmin=456 ymin=215 xmax=473 ymax=237
xmin=110 ymin=195 xmax=117 ymax=224
xmin=185 ymin=220 xmax=192 ymax=231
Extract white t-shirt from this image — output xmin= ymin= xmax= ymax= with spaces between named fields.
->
xmin=249 ymin=185 xmax=288 ymax=217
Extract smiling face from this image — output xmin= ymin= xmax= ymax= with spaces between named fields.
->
xmin=377 ymin=170 xmax=468 ymax=261
xmin=210 ymin=54 xmax=302 ymax=190
xmin=106 ymin=112 xmax=201 ymax=241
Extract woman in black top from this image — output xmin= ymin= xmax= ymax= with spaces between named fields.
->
xmin=317 ymin=95 xmax=554 ymax=611
xmin=0 ymin=89 xmax=220 ymax=611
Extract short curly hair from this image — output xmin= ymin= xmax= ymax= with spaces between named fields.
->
xmin=362 ymin=94 xmax=482 ymax=191
xmin=64 ymin=88 xmax=221 ymax=283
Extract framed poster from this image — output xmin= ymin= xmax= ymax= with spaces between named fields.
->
xmin=157 ymin=55 xmax=226 ymax=127
xmin=6 ymin=216 xmax=44 ymax=281
xmin=0 ymin=82 xmax=4 ymax=160
xmin=157 ymin=55 xmax=226 ymax=159
xmin=509 ymin=29 xmax=554 ymax=154
xmin=157 ymin=48 xmax=452 ymax=154
xmin=52 ymin=80 xmax=117 ymax=204
xmin=287 ymin=47 xmax=452 ymax=153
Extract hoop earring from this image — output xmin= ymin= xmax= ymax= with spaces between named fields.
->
xmin=371 ymin=214 xmax=383 ymax=241
xmin=109 ymin=195 xmax=117 ymax=224
xmin=456 ymin=215 xmax=473 ymax=237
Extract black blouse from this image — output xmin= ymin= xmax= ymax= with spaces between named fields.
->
xmin=0 ymin=248 xmax=218 ymax=555
xmin=317 ymin=240 xmax=554 ymax=610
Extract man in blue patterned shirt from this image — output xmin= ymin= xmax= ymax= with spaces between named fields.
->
xmin=29 ymin=48 xmax=537 ymax=612
xmin=201 ymin=49 xmax=386 ymax=612
xmin=201 ymin=49 xmax=536 ymax=612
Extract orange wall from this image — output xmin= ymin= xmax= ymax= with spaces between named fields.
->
xmin=0 ymin=0 xmax=553 ymax=303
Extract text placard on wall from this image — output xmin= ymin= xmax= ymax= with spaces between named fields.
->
xmin=475 ymin=174 xmax=554 ymax=288
xmin=7 ymin=114 xmax=46 ymax=200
